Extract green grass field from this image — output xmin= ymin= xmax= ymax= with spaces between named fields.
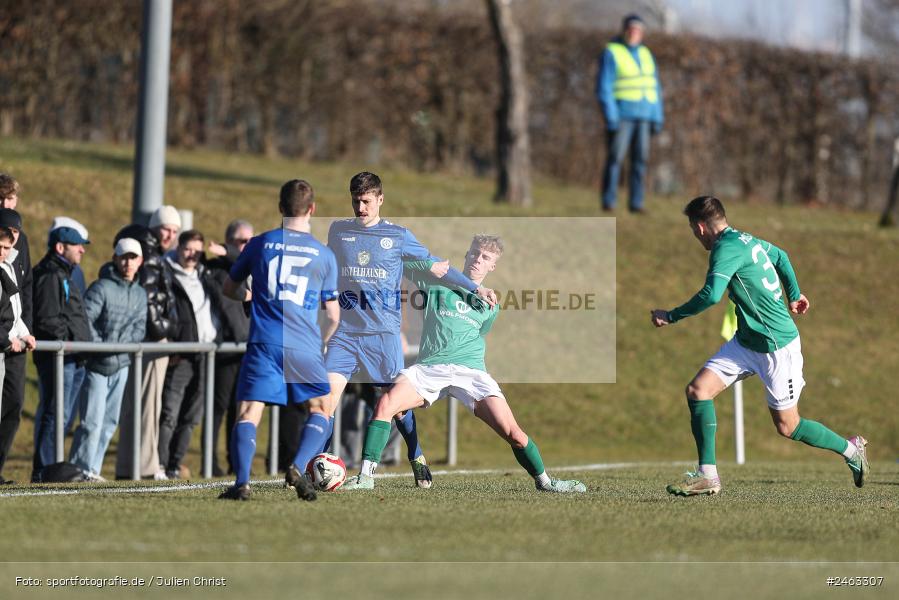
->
xmin=0 ymin=137 xmax=897 ymax=597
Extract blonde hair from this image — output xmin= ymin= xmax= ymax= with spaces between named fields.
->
xmin=472 ymin=234 xmax=504 ymax=255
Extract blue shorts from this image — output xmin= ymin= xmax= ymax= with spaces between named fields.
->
xmin=325 ymin=330 xmax=403 ymax=385
xmin=236 ymin=343 xmax=330 ymax=406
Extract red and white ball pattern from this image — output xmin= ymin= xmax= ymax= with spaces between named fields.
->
xmin=305 ymin=453 xmax=347 ymax=491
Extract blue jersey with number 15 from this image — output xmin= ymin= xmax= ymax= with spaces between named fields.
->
xmin=230 ymin=228 xmax=338 ymax=351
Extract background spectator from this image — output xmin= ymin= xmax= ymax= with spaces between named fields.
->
xmin=31 ymin=225 xmax=91 ymax=482
xmin=596 ymin=13 xmax=663 ymax=213
xmin=203 ymin=219 xmax=252 ymax=476
xmin=69 ymin=238 xmax=146 ymax=481
xmin=160 ymin=229 xmax=221 ymax=479
xmin=114 ymin=205 xmax=181 ymax=480
xmin=0 ymin=211 xmax=35 ymax=485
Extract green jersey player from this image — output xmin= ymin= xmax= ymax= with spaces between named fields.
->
xmin=342 ymin=235 xmax=586 ymax=493
xmin=651 ymin=196 xmax=869 ymax=496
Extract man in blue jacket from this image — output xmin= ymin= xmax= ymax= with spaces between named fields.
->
xmin=596 ymin=13 xmax=664 ymax=213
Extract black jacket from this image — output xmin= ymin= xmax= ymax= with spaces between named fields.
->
xmin=205 ymin=248 xmax=249 ymax=343
xmin=32 ymin=252 xmax=91 ymax=343
xmin=115 ymin=224 xmax=178 ymax=341
xmin=12 ymin=230 xmax=32 ymax=331
xmin=0 ymin=269 xmax=17 ymax=349
xmin=168 ymin=259 xmax=223 ymax=346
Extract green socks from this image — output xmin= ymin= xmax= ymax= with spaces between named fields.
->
xmin=512 ymin=438 xmax=545 ymax=477
xmin=362 ymin=419 xmax=392 ymax=463
xmin=689 ymin=399 xmax=717 ymax=465
xmin=790 ymin=418 xmax=850 ymax=454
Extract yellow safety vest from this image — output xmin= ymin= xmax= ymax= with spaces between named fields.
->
xmin=607 ymin=42 xmax=658 ymax=103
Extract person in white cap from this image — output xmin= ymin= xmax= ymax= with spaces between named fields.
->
xmin=114 ymin=206 xmax=181 ymax=480
xmin=69 ymin=239 xmax=147 ymax=481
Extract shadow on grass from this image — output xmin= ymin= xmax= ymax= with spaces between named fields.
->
xmin=30 ymin=143 xmax=281 ymax=188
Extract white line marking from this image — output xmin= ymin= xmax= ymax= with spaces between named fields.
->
xmin=0 ymin=462 xmax=689 ymax=499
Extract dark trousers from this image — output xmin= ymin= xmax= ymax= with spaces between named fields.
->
xmin=202 ymin=355 xmax=241 ymax=474
xmin=273 ymin=402 xmax=309 ymax=472
xmin=0 ymin=352 xmax=26 ymax=475
xmin=158 ymin=356 xmax=205 ymax=472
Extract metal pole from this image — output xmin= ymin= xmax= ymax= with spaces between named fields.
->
xmin=132 ymin=0 xmax=173 ymax=225
xmin=132 ymin=350 xmax=143 ymax=481
xmin=268 ymin=406 xmax=279 ymax=476
xmin=734 ymin=380 xmax=745 ymax=465
xmin=203 ymin=350 xmax=215 ymax=478
xmin=54 ymin=349 xmax=65 ymax=464
xmin=447 ymin=396 xmax=458 ymax=466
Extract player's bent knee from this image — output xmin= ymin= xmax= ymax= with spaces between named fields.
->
xmin=306 ymin=395 xmax=329 ymax=415
xmin=774 ymin=420 xmax=796 ymax=438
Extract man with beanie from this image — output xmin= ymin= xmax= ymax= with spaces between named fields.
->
xmin=31 ymin=225 xmax=91 ymax=482
xmin=596 ymin=13 xmax=664 ymax=213
xmin=114 ymin=205 xmax=181 ymax=480
xmin=49 ymin=217 xmax=90 ymax=296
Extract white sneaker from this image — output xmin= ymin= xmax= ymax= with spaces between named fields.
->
xmin=87 ymin=472 xmax=107 ymax=482
xmin=153 ymin=469 xmax=168 ymax=481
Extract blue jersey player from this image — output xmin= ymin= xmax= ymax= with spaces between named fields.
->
xmin=322 ymin=172 xmax=496 ymax=488
xmin=219 ymin=179 xmax=340 ymax=501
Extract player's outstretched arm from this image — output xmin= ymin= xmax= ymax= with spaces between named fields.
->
xmin=789 ymin=293 xmax=810 ymax=315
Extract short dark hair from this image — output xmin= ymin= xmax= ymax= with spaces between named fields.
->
xmin=279 ymin=179 xmax=315 ymax=217
xmin=683 ymin=196 xmax=726 ymax=224
xmin=0 ymin=227 xmax=13 ymax=243
xmin=350 ymin=172 xmax=382 ymax=197
xmin=0 ymin=174 xmax=19 ymax=200
xmin=178 ymin=229 xmax=204 ymax=247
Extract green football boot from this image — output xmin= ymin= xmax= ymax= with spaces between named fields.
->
xmin=845 ymin=435 xmax=869 ymax=488
xmin=342 ymin=473 xmax=375 ymax=490
xmin=536 ymin=478 xmax=587 ymax=493
xmin=666 ymin=470 xmax=721 ymax=497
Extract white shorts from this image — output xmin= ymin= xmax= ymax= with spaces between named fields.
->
xmin=703 ymin=336 xmax=805 ymax=410
xmin=398 ymin=363 xmax=505 ymax=413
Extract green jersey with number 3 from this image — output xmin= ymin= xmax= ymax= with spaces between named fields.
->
xmin=404 ymin=260 xmax=499 ymax=371
xmin=668 ymin=227 xmax=801 ymax=353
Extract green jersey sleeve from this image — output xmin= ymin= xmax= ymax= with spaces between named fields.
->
xmin=479 ymin=306 xmax=500 ymax=336
xmin=760 ymin=240 xmax=801 ymax=302
xmin=668 ymin=239 xmax=743 ymax=323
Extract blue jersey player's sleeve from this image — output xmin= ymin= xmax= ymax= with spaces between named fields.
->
xmin=229 ymin=236 xmax=259 ymax=282
xmin=401 ymin=229 xmax=478 ymax=292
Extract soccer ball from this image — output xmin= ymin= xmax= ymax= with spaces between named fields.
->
xmin=305 ymin=453 xmax=347 ymax=492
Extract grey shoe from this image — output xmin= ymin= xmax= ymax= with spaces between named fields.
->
xmin=536 ymin=478 xmax=587 ymax=493
xmin=342 ymin=473 xmax=375 ymax=490
xmin=666 ymin=470 xmax=721 ymax=497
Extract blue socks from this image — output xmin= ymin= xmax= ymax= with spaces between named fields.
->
xmin=293 ymin=413 xmax=332 ymax=473
xmin=394 ymin=410 xmax=423 ymax=461
xmin=232 ymin=421 xmax=256 ymax=486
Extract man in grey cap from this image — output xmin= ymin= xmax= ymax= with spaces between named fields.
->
xmin=31 ymin=225 xmax=91 ymax=481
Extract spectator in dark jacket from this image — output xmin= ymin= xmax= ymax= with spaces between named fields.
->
xmin=0 ymin=209 xmax=36 ymax=484
xmin=114 ymin=205 xmax=181 ymax=480
xmin=69 ymin=239 xmax=147 ymax=480
xmin=160 ymin=229 xmax=222 ymax=479
xmin=0 ymin=178 xmax=35 ymax=485
xmin=203 ymin=219 xmax=253 ymax=475
xmin=31 ymin=225 xmax=91 ymax=481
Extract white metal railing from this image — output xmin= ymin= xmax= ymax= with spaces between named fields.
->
xmin=33 ymin=341 xmax=457 ymax=481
